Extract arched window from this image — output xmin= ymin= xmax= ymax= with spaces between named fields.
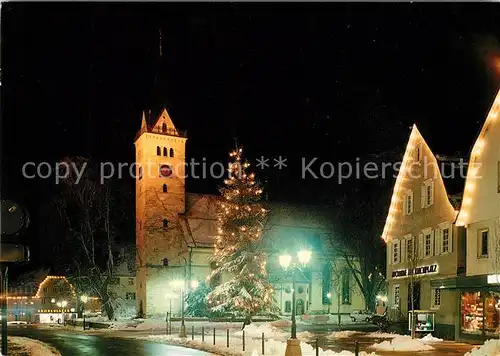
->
xmin=169 ymin=148 xmax=174 ymax=157
xmin=285 ymin=301 xmax=292 ymax=313
xmin=163 ymin=219 xmax=169 ymax=231
xmin=162 ymin=258 xmax=169 ymax=267
xmin=162 ymin=184 xmax=167 ymax=193
xmin=162 ymin=123 xmax=167 ymax=133
xmin=163 ymin=147 xmax=167 ymax=156
xmin=156 ymin=146 xmax=161 ymax=156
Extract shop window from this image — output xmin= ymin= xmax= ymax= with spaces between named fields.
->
xmin=485 ymin=292 xmax=500 ymax=335
xmin=461 ymin=292 xmax=483 ymax=334
xmin=285 ymin=301 xmax=292 ymax=313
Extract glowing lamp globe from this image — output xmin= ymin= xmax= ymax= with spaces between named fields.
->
xmin=297 ymin=249 xmax=312 ymax=266
xmin=80 ymin=295 xmax=88 ymax=303
xmin=279 ymin=254 xmax=292 ymax=269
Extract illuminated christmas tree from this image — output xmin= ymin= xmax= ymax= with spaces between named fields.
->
xmin=207 ymin=146 xmax=274 ymax=322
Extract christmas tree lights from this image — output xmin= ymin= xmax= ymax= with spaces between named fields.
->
xmin=206 ymin=146 xmax=274 ymax=319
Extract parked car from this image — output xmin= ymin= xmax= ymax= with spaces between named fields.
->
xmin=7 ymin=321 xmax=28 ymax=326
xmin=350 ymin=310 xmax=374 ymax=322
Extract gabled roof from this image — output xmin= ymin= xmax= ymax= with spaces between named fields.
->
xmin=381 ymin=124 xmax=456 ymax=242
xmin=134 ymin=108 xmax=187 ymax=142
xmin=456 ymin=88 xmax=500 ymax=226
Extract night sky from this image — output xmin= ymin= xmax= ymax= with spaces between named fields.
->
xmin=2 ymin=3 xmax=500 ymax=268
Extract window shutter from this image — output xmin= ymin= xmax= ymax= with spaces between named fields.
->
xmin=403 ymin=195 xmax=407 ymax=216
xmin=421 ymin=185 xmax=426 ymax=208
xmin=410 ymin=190 xmax=414 ymax=214
xmin=449 ymin=225 xmax=453 ymax=253
xmin=430 ymin=230 xmax=435 ymax=256
xmin=401 ymin=238 xmax=406 ymax=263
xmin=430 ymin=181 xmax=435 ymax=206
xmin=435 ymin=228 xmax=442 ymax=255
xmin=419 ymin=233 xmax=424 ymax=259
xmin=387 ymin=242 xmax=392 ymax=266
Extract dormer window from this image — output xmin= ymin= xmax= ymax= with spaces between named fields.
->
xmin=162 ymin=123 xmax=167 ymax=133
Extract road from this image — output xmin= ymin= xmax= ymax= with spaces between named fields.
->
xmin=7 ymin=327 xmax=214 ymax=356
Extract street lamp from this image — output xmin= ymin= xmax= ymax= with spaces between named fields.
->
xmin=279 ymin=248 xmax=312 ymax=356
xmin=170 ymin=280 xmax=187 ymax=338
xmin=80 ymin=295 xmax=88 ymax=330
xmin=326 ymin=293 xmax=332 ymax=314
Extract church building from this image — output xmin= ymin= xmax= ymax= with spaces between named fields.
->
xmin=134 ymin=109 xmax=365 ymax=318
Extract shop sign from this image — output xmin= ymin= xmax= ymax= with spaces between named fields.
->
xmin=392 ymin=264 xmax=438 ymax=278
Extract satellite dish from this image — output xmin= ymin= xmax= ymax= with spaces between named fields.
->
xmin=1 ymin=200 xmax=29 ymax=237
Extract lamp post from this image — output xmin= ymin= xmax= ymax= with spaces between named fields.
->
xmin=170 ymin=280 xmax=187 ymax=338
xmin=279 ymin=248 xmax=312 ymax=356
xmin=80 ymin=295 xmax=88 ymax=330
xmin=327 ymin=292 xmax=332 ymax=314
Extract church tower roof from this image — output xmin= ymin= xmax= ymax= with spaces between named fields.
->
xmin=134 ymin=108 xmax=187 ymax=142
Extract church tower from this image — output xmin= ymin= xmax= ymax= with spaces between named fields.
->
xmin=134 ymin=109 xmax=187 ymax=317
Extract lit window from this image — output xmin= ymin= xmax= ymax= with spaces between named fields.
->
xmin=480 ymin=230 xmax=489 ymax=257
xmin=425 ymin=234 xmax=432 ymax=257
xmin=442 ymin=228 xmax=450 ymax=253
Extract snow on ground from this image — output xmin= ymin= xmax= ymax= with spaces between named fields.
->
xmin=297 ymin=331 xmax=316 ymax=342
xmin=144 ymin=334 xmax=379 ymax=356
xmin=464 ymin=339 xmax=500 ymax=356
xmin=233 ymin=324 xmax=287 ymax=339
xmin=326 ymin=331 xmax=360 ymax=339
xmin=369 ymin=335 xmax=434 ymax=352
xmin=420 ymin=333 xmax=443 ymax=343
xmin=8 ymin=336 xmax=61 ymax=356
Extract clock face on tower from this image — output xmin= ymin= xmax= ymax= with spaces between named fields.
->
xmin=159 ymin=164 xmax=173 ymax=178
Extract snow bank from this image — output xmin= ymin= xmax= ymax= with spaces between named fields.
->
xmin=234 ymin=323 xmax=287 ymax=339
xmin=420 ymin=333 xmax=443 ymax=343
xmin=9 ymin=336 xmax=61 ymax=356
xmin=370 ymin=335 xmax=434 ymax=352
xmin=465 ymin=339 xmax=500 ymax=356
xmin=270 ymin=319 xmax=291 ymax=328
xmin=297 ymin=331 xmax=316 ymax=342
xmin=326 ymin=330 xmax=360 ymax=339
xmin=361 ymin=331 xmax=398 ymax=339
xmin=144 ymin=334 xmax=379 ymax=356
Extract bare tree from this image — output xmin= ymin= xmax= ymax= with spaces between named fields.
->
xmin=55 ymin=157 xmax=121 ymax=320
